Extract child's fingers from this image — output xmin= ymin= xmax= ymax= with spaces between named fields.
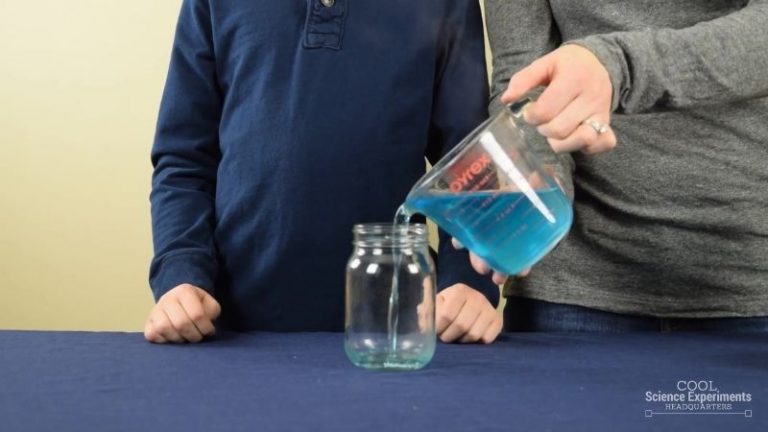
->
xmin=481 ymin=316 xmax=503 ymax=344
xmin=165 ymin=301 xmax=204 ymax=343
xmin=144 ymin=316 xmax=168 ymax=343
xmin=451 ymin=238 xmax=464 ymax=250
xmin=459 ymin=308 xmax=495 ymax=344
xmin=199 ymin=290 xmax=222 ymax=320
xmin=439 ymin=300 xmax=481 ymax=343
xmin=152 ymin=308 xmax=183 ymax=343
xmin=435 ymin=289 xmax=466 ymax=334
xmin=179 ymin=294 xmax=215 ymax=337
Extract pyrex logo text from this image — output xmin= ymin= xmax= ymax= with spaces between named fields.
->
xmin=449 ymin=154 xmax=491 ymax=192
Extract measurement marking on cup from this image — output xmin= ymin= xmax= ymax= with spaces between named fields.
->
xmin=479 ymin=132 xmax=555 ymax=224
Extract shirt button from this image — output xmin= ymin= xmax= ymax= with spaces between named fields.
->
xmin=320 ymin=0 xmax=335 ymax=7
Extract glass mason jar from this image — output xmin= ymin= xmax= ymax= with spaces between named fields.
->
xmin=344 ymin=223 xmax=436 ymax=371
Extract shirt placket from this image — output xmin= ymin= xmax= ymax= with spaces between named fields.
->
xmin=303 ymin=0 xmax=348 ymax=50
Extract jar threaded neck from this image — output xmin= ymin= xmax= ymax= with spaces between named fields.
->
xmin=352 ymin=223 xmax=428 ymax=247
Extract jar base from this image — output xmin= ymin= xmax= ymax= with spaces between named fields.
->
xmin=346 ymin=351 xmax=433 ymax=371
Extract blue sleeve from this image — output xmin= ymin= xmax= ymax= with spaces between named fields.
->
xmin=425 ymin=0 xmax=499 ymax=307
xmin=148 ymin=0 xmax=222 ymax=301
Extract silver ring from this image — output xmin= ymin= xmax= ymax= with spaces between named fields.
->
xmin=583 ymin=119 xmax=609 ymax=135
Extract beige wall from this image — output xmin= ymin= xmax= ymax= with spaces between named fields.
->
xmin=0 ymin=1 xmax=499 ymax=331
xmin=0 ymin=1 xmax=183 ymax=330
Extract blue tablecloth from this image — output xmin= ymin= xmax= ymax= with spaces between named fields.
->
xmin=1 ymin=331 xmax=765 ymax=431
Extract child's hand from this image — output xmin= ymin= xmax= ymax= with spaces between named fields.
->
xmin=144 ymin=284 xmax=221 ymax=343
xmin=436 ymin=284 xmax=502 ymax=344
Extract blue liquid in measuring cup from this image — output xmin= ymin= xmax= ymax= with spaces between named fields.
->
xmin=404 ymin=189 xmax=572 ymax=275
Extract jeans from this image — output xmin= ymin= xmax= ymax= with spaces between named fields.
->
xmin=504 ymin=297 xmax=768 ymax=332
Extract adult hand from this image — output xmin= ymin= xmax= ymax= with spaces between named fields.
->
xmin=435 ymin=284 xmax=502 ymax=344
xmin=144 ymin=284 xmax=221 ymax=343
xmin=501 ymin=44 xmax=617 ymax=155
xmin=452 ymin=238 xmax=519 ymax=284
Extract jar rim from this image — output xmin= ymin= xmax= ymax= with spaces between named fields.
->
xmin=352 ymin=223 xmax=429 ymax=247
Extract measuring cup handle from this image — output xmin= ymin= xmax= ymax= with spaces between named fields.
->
xmin=506 ymin=97 xmax=533 ymax=119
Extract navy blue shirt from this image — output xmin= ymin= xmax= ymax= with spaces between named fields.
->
xmin=150 ymin=0 xmax=498 ymax=331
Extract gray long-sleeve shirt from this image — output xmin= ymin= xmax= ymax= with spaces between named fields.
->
xmin=485 ymin=0 xmax=768 ymax=317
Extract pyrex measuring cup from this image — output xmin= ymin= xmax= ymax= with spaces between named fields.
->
xmin=402 ymin=101 xmax=573 ymax=276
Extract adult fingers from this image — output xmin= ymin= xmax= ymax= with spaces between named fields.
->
xmin=469 ymin=252 xmax=491 ymax=275
xmin=536 ymin=94 xmax=595 ymax=140
xmin=547 ymin=115 xmax=616 ymax=154
xmin=469 ymin=253 xmax=508 ymax=284
xmin=492 ymin=271 xmax=509 ymax=285
xmin=451 ymin=238 xmax=464 ymax=250
xmin=581 ymin=124 xmax=618 ymax=155
xmin=501 ymin=55 xmax=554 ymax=105
xmin=523 ymin=75 xmax=580 ymax=126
